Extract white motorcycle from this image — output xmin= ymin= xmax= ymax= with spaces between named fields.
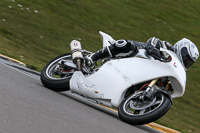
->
xmin=40 ymin=31 xmax=186 ymax=125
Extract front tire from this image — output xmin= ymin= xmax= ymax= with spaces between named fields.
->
xmin=118 ymin=92 xmax=171 ymax=125
xmin=40 ymin=53 xmax=74 ymax=92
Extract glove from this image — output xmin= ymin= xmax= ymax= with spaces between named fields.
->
xmin=146 ymin=37 xmax=162 ymax=58
xmin=162 ymin=41 xmax=174 ymax=51
xmin=148 ymin=48 xmax=161 ymax=58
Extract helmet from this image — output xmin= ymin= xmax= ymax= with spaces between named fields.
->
xmin=174 ymin=38 xmax=199 ymax=70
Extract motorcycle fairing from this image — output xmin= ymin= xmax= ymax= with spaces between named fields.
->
xmin=70 ymin=49 xmax=186 ymax=107
xmin=70 ymin=71 xmax=104 ymax=99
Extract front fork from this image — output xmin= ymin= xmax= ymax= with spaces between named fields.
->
xmin=139 ymin=78 xmax=171 ymax=100
xmin=148 ymin=79 xmax=159 ymax=88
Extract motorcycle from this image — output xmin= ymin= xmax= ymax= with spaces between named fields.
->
xmin=40 ymin=31 xmax=186 ymax=125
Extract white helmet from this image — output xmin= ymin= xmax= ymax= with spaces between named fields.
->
xmin=174 ymin=38 xmax=199 ymax=70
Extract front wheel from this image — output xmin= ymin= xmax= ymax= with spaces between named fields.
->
xmin=118 ymin=92 xmax=172 ymax=125
xmin=40 ymin=53 xmax=75 ymax=92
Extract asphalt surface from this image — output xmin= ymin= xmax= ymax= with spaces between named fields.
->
xmin=0 ymin=60 xmax=161 ymax=133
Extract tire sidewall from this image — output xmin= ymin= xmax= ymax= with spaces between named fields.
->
xmin=40 ymin=53 xmax=72 ymax=92
xmin=118 ymin=93 xmax=172 ymax=125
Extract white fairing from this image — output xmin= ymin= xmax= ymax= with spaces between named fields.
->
xmin=70 ymin=71 xmax=103 ymax=98
xmin=70 ymin=32 xmax=186 ymax=108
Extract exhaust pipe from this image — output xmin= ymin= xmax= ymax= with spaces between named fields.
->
xmin=70 ymin=40 xmax=83 ymax=71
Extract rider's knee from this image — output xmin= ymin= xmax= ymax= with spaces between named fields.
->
xmin=113 ymin=40 xmax=129 ymax=50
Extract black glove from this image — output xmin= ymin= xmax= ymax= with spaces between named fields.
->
xmin=148 ymin=48 xmax=161 ymax=58
xmin=145 ymin=37 xmax=162 ymax=58
xmin=162 ymin=41 xmax=174 ymax=51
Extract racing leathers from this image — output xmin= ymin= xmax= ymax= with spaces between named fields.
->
xmin=85 ymin=37 xmax=174 ymax=66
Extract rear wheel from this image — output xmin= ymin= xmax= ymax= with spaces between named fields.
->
xmin=40 ymin=53 xmax=75 ymax=92
xmin=118 ymin=92 xmax=171 ymax=125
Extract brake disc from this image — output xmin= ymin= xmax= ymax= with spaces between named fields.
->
xmin=129 ymin=96 xmax=157 ymax=110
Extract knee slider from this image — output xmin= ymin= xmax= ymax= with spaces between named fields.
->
xmin=113 ymin=40 xmax=128 ymax=50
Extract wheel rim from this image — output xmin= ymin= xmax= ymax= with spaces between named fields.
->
xmin=123 ymin=92 xmax=164 ymax=116
xmin=45 ymin=55 xmax=75 ymax=80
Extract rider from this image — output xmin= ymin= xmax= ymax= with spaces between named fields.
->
xmin=85 ymin=37 xmax=199 ymax=70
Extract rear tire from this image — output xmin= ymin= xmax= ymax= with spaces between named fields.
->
xmin=40 ymin=53 xmax=74 ymax=92
xmin=118 ymin=93 xmax=171 ymax=125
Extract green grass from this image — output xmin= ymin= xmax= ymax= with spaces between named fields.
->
xmin=0 ymin=0 xmax=200 ymax=132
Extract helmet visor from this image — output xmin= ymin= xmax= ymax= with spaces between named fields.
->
xmin=181 ymin=47 xmax=195 ymax=69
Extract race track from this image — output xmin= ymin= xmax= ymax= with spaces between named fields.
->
xmin=0 ymin=60 xmax=161 ymax=133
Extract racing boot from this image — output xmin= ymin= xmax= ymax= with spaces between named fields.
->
xmin=85 ymin=47 xmax=112 ymax=66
